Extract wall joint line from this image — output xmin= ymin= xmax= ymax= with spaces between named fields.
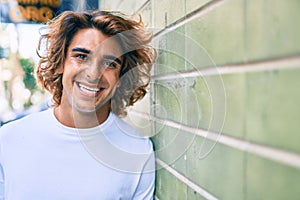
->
xmin=130 ymin=110 xmax=300 ymax=169
xmin=152 ymin=56 xmax=300 ymax=80
xmin=154 ymin=0 xmax=226 ymax=38
xmin=156 ymin=158 xmax=219 ymax=200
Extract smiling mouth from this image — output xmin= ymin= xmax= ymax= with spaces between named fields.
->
xmin=76 ymin=82 xmax=104 ymax=96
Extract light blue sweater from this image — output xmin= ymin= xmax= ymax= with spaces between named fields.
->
xmin=0 ymin=108 xmax=155 ymax=199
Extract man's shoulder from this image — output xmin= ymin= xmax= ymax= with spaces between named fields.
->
xmin=108 ymin=113 xmax=154 ymax=154
xmin=0 ymin=109 xmax=51 ymax=138
xmin=111 ymin=113 xmax=150 ymax=140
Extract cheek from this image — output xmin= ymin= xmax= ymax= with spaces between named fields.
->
xmin=65 ymin=59 xmax=81 ymax=70
xmin=112 ymin=72 xmax=121 ymax=85
xmin=63 ymin=60 xmax=82 ymax=76
xmin=61 ymin=63 xmax=77 ymax=87
xmin=103 ymin=70 xmax=120 ymax=84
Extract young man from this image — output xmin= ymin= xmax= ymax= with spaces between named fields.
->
xmin=0 ymin=10 xmax=156 ymax=199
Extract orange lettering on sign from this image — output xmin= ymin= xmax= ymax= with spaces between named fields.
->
xmin=40 ymin=0 xmax=61 ymax=8
xmin=25 ymin=6 xmax=39 ymax=21
xmin=9 ymin=5 xmax=54 ymax=23
xmin=51 ymin=0 xmax=61 ymax=8
xmin=32 ymin=0 xmax=39 ymax=4
xmin=9 ymin=5 xmax=25 ymax=22
xmin=39 ymin=6 xmax=53 ymax=22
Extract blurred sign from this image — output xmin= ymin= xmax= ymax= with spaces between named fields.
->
xmin=0 ymin=0 xmax=98 ymax=23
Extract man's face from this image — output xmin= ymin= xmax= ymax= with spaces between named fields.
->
xmin=60 ymin=28 xmax=123 ymax=113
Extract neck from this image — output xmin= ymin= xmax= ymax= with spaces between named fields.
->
xmin=54 ymin=103 xmax=110 ymax=128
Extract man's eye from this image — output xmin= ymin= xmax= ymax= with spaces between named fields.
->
xmin=102 ymin=60 xmax=117 ymax=68
xmin=75 ymin=54 xmax=87 ymax=61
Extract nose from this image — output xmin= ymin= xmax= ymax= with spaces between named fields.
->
xmin=85 ymin=59 xmax=105 ymax=83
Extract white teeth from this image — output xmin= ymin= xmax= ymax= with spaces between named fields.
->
xmin=78 ymin=83 xmax=100 ymax=93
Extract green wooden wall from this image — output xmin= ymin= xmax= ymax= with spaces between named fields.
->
xmin=101 ymin=0 xmax=300 ymax=199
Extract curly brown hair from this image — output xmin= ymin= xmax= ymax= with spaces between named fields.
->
xmin=36 ymin=10 xmax=156 ymax=117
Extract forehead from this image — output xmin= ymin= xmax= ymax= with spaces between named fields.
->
xmin=68 ymin=28 xmax=122 ymax=56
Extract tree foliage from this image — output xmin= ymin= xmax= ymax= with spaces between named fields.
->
xmin=19 ymin=58 xmax=36 ymax=90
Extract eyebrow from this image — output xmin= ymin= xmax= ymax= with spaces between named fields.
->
xmin=71 ymin=47 xmax=91 ymax=54
xmin=104 ymin=55 xmax=122 ymax=65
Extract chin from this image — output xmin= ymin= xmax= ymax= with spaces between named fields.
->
xmin=73 ymin=104 xmax=98 ymax=113
xmin=72 ymin=99 xmax=111 ymax=114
